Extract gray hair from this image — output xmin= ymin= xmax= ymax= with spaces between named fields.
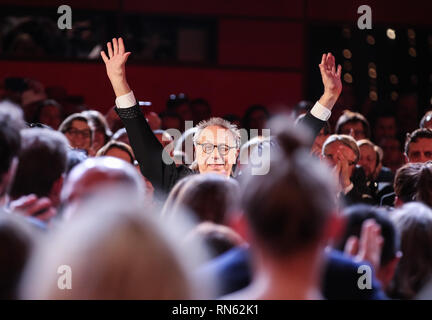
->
xmin=322 ymin=134 xmax=360 ymax=163
xmin=193 ymin=117 xmax=241 ymax=149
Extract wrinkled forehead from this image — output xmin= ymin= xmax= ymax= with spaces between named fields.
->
xmin=197 ymin=125 xmax=236 ymax=145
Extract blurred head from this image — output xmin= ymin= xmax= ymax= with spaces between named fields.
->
xmin=404 ymin=128 xmax=432 ymax=163
xmin=0 ymin=108 xmax=23 ymax=198
xmin=162 ymin=173 xmax=240 ymax=225
xmin=335 ymin=205 xmax=400 ymax=290
xmin=393 ymin=162 xmax=423 ymax=207
xmin=59 ymin=113 xmax=93 ymax=153
xmin=9 ymin=128 xmax=68 ymax=208
xmin=65 ymin=149 xmax=88 ymax=175
xmin=240 ymin=118 xmax=339 ymax=259
xmin=192 ymin=117 xmax=241 ymax=176
xmin=32 ymin=99 xmax=63 ymax=130
xmin=19 ymin=195 xmax=208 ymax=299
xmin=389 ymin=202 xmax=432 ymax=299
xmin=159 ymin=111 xmax=182 ymax=131
xmin=167 ymin=93 xmax=192 ymax=123
xmin=373 ymin=114 xmax=398 ymax=142
xmin=184 ymin=222 xmax=243 ymax=259
xmin=335 ymin=110 xmax=371 ymax=140
xmin=413 ymin=161 xmax=432 ymax=208
xmin=112 ymin=128 xmax=129 ymax=145
xmin=242 ymin=105 xmax=269 ymax=134
xmin=379 ymin=137 xmax=404 ymax=172
xmin=0 ymin=213 xmax=35 ymax=299
xmin=60 ymin=157 xmax=145 ymax=220
xmin=357 ymin=139 xmax=381 ymax=181
xmin=96 ymin=140 xmax=135 ymax=165
xmin=190 ymin=98 xmax=211 ymax=123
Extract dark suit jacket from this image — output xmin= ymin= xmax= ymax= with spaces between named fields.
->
xmin=199 ymin=246 xmax=387 ymax=300
xmin=116 ymin=104 xmax=327 ymax=194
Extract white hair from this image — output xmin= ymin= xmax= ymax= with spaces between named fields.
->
xmin=193 ymin=117 xmax=241 ymax=149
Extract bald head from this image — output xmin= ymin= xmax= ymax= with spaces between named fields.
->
xmin=61 ymin=157 xmax=145 ymax=208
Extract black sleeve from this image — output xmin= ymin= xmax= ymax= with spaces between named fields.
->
xmin=115 ymin=104 xmax=191 ymax=192
xmin=297 ymin=111 xmax=327 ymax=140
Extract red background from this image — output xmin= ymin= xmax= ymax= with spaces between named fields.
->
xmin=0 ymin=0 xmax=430 ymax=116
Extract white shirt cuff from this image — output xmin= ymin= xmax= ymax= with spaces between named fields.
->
xmin=115 ymin=91 xmax=136 ymax=109
xmin=310 ymin=101 xmax=331 ymax=121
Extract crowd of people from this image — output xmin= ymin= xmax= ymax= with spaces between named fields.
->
xmin=1 ymin=37 xmax=432 ymax=300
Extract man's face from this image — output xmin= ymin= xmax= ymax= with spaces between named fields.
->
xmin=374 ymin=117 xmax=397 ymax=141
xmin=39 ymin=105 xmax=62 ymax=130
xmin=359 ymin=145 xmax=377 ymax=180
xmin=323 ymin=141 xmax=357 ymax=178
xmin=195 ymin=125 xmax=238 ymax=176
xmin=406 ymin=138 xmax=432 ymax=163
xmin=340 ymin=121 xmax=366 ymax=140
xmin=64 ymin=120 xmax=92 ymax=152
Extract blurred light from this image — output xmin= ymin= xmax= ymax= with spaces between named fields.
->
xmin=408 ymin=47 xmax=417 ymax=57
xmin=169 ymin=94 xmax=176 ymax=99
xmin=369 ymin=91 xmax=378 ymax=101
xmin=368 ymin=62 xmax=376 ymax=69
xmin=368 ymin=68 xmax=377 ymax=79
xmin=366 ymin=35 xmax=375 ymax=45
xmin=138 ymin=101 xmax=152 ymax=106
xmin=386 ymin=28 xmax=396 ymax=40
xmin=342 ymin=28 xmax=351 ymax=39
xmin=343 ymin=49 xmax=352 ymax=59
xmin=344 ymin=61 xmax=352 ymax=71
xmin=390 ymin=74 xmax=398 ymax=85
xmin=343 ymin=73 xmax=353 ymax=83
xmin=391 ymin=91 xmax=399 ymax=101
xmin=430 ymin=97 xmax=432 ymax=105
xmin=407 ymin=29 xmax=416 ymax=39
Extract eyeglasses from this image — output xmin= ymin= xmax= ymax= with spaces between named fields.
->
xmin=197 ymin=143 xmax=236 ymax=155
xmin=66 ymin=128 xmax=92 ymax=139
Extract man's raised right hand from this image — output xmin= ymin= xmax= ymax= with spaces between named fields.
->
xmin=101 ymin=37 xmax=132 ymax=97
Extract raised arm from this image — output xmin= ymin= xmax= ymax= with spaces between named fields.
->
xmin=101 ymin=38 xmax=173 ymax=191
xmin=299 ymin=53 xmax=342 ymax=138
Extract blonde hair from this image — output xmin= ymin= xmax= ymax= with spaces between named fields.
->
xmin=20 ymin=191 xmax=209 ymax=299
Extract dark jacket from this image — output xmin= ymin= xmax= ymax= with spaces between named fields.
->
xmin=199 ymin=246 xmax=387 ymax=300
xmin=116 ymin=104 xmax=327 ymax=194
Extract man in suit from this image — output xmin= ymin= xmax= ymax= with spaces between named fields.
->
xmin=101 ymin=38 xmax=342 ymax=194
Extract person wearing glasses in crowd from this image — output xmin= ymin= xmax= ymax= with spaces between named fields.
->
xmin=100 ymin=38 xmax=342 ymax=193
xmin=58 ymin=113 xmax=94 ymax=155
